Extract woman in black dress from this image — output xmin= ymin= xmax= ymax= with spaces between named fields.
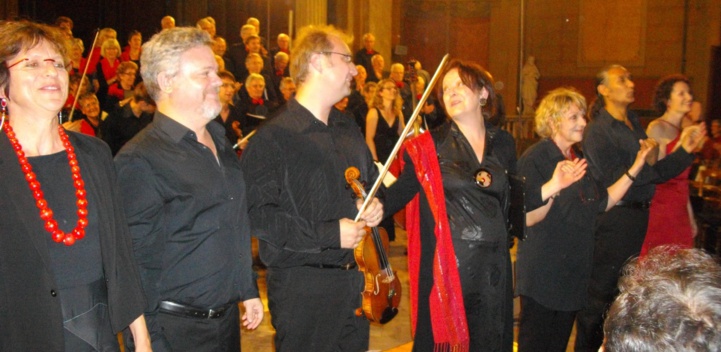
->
xmin=0 ymin=21 xmax=150 ymax=351
xmin=384 ymin=60 xmax=518 ymax=351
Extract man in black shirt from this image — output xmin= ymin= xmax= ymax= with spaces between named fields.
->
xmin=240 ymin=25 xmax=384 ymax=351
xmin=354 ymin=33 xmax=379 ymax=78
xmin=115 ymin=27 xmax=263 ymax=352
xmin=574 ymin=65 xmax=706 ymax=352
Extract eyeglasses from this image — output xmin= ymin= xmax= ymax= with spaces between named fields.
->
xmin=317 ymin=51 xmax=353 ymax=63
xmin=6 ymin=57 xmax=68 ymax=71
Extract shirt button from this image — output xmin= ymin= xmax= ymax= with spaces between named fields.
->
xmin=50 ymin=290 xmax=57 ymax=297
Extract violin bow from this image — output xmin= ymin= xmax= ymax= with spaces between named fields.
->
xmin=354 ymin=54 xmax=450 ymax=222
xmin=67 ymin=28 xmax=100 ymax=123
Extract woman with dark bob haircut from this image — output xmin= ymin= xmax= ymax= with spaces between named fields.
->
xmin=383 ymin=59 xmax=517 ymax=351
xmin=0 ymin=21 xmax=150 ymax=351
xmin=641 ymin=75 xmax=701 ymax=255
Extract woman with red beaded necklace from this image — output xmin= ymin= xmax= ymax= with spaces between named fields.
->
xmin=0 ymin=21 xmax=150 ymax=351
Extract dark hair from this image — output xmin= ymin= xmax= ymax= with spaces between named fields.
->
xmin=653 ymin=74 xmax=691 ymax=114
xmin=604 ymin=246 xmax=721 ymax=351
xmin=217 ymin=70 xmax=236 ymax=82
xmin=54 ymin=16 xmax=73 ymax=29
xmin=437 ymin=59 xmax=496 ymax=120
xmin=588 ymin=64 xmax=626 ymax=121
xmin=0 ymin=21 xmax=69 ymax=97
xmin=127 ymin=30 xmax=142 ymax=42
xmin=132 ymin=82 xmax=155 ymax=105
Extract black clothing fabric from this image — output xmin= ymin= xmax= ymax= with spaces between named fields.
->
xmin=100 ymin=103 xmax=153 ymax=156
xmin=518 ymin=295 xmax=576 ymax=352
xmin=266 ymin=266 xmax=369 ymax=351
xmin=384 ymin=122 xmax=515 ymax=351
xmin=155 ymin=304 xmax=240 ymax=352
xmin=515 ymin=139 xmax=608 ymax=311
xmin=354 ymin=48 xmax=379 ymax=80
xmin=213 ymin=104 xmax=244 ymax=145
xmin=0 ymin=131 xmax=146 ymax=351
xmin=575 ymin=108 xmax=695 ymax=352
xmin=226 ymin=43 xmax=248 ymax=82
xmin=60 ymin=279 xmax=119 ymax=352
xmin=239 ymin=98 xmax=377 ymax=349
xmin=115 ymin=112 xmax=258 ymax=351
xmin=372 ymin=107 xmax=401 ymax=162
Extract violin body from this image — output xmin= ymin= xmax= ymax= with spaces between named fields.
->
xmin=354 ymin=226 xmax=402 ymax=324
xmin=345 ymin=167 xmax=402 ymax=325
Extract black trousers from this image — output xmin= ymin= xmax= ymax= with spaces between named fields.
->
xmin=152 ymin=303 xmax=240 ymax=352
xmin=574 ymin=206 xmax=649 ymax=352
xmin=517 ymin=295 xmax=576 ymax=352
xmin=267 ymin=266 xmax=369 ymax=352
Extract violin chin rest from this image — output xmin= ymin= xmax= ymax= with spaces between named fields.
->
xmin=378 ymin=307 xmax=399 ymax=324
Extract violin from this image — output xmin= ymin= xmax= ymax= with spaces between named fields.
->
xmin=345 ymin=166 xmax=401 ymax=324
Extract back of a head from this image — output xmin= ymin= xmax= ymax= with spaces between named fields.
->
xmin=604 ymin=246 xmax=721 ymax=351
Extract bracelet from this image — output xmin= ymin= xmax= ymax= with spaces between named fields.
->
xmin=625 ymin=170 xmax=636 ymax=182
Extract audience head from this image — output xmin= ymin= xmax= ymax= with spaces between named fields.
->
xmin=78 ymin=92 xmax=101 ymax=118
xmin=371 ymin=54 xmax=384 ymax=71
xmin=140 ymin=27 xmax=218 ymax=117
xmin=603 ymin=246 xmax=721 ymax=352
xmin=127 ymin=30 xmax=142 ymax=51
xmin=214 ymin=55 xmax=225 ymax=71
xmin=390 ymin=63 xmax=405 ymax=83
xmin=212 ymin=36 xmax=227 ymax=56
xmin=68 ymin=74 xmax=91 ymax=97
xmin=653 ymin=74 xmax=693 ymax=115
xmin=98 ymin=28 xmax=117 ymax=48
xmin=413 ymin=75 xmax=426 ymax=94
xmin=362 ymin=33 xmax=375 ymax=51
xmin=101 ymin=38 xmax=121 ymax=59
xmin=355 ymin=65 xmax=367 ymax=86
xmin=711 ymin=119 xmax=721 ymax=138
xmin=438 ymin=59 xmax=496 ymax=121
xmin=277 ymin=33 xmax=290 ymax=51
xmin=0 ymin=21 xmax=69 ymax=98
xmin=247 ymin=17 xmax=260 ymax=34
xmin=117 ymin=61 xmax=139 ymax=87
xmin=196 ymin=18 xmax=216 ymax=37
xmin=534 ymin=87 xmax=587 ymax=139
xmin=245 ymin=53 xmax=264 ymax=74
xmin=362 ymin=82 xmax=378 ymax=105
xmin=161 ymin=16 xmax=176 ymax=30
xmin=334 ymin=96 xmax=349 ymax=111
xmin=69 ymin=38 xmax=84 ymax=62
xmin=218 ymin=70 xmax=236 ymax=105
xmin=245 ymin=35 xmax=262 ymax=54
xmin=131 ymin=82 xmax=156 ymax=111
xmin=274 ymin=51 xmax=289 ymax=72
xmin=589 ymin=64 xmax=633 ymax=120
xmin=245 ymin=73 xmax=265 ymax=99
xmin=374 ymin=78 xmax=402 ymax=115
xmin=279 ymin=77 xmax=296 ymax=101
xmin=240 ymin=24 xmax=257 ymax=41
xmin=55 ymin=16 xmax=74 ymax=31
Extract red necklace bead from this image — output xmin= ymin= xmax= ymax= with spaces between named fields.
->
xmin=3 ymin=119 xmax=89 ymax=246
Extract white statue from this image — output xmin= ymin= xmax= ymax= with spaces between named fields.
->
xmin=521 ymin=56 xmax=540 ymax=115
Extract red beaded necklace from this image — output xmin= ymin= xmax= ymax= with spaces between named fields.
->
xmin=3 ymin=119 xmax=88 ymax=246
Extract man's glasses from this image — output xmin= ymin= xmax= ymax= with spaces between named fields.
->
xmin=317 ymin=51 xmax=353 ymax=63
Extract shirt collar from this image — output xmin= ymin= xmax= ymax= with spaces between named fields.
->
xmin=153 ymin=111 xmax=228 ymax=151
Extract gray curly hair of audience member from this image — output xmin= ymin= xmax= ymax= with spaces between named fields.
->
xmin=603 ymin=246 xmax=721 ymax=352
xmin=140 ymin=27 xmax=213 ymax=101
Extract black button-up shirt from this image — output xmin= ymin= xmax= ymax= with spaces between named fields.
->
xmin=115 ymin=112 xmax=257 ymax=338
xmin=582 ymin=108 xmax=694 ymax=202
xmin=239 ymin=99 xmax=379 ymax=268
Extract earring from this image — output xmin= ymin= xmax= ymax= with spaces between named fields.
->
xmin=0 ymin=98 xmax=6 ymax=130
xmin=479 ymin=97 xmax=487 ymax=107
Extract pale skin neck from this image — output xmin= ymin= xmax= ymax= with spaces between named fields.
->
xmin=660 ymin=109 xmax=685 ymax=127
xmin=7 ymin=111 xmax=64 ymax=157
xmin=551 ymin=134 xmax=573 ymax=159
xmin=295 ymin=84 xmax=332 ymax=125
xmin=453 ymin=109 xmax=487 ymax=162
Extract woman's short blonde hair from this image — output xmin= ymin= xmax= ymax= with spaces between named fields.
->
xmin=101 ymin=38 xmax=121 ymax=57
xmin=534 ymin=87 xmax=587 ymax=138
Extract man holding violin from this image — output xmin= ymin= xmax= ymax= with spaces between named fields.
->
xmin=240 ymin=25 xmax=384 ymax=351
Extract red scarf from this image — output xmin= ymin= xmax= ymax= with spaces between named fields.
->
xmin=251 ymin=98 xmax=264 ymax=105
xmin=402 ymin=132 xmax=469 ymax=351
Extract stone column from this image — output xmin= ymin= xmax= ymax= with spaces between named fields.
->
xmin=295 ymin=0 xmax=328 ymax=29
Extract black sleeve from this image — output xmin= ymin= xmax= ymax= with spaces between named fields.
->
xmin=383 ymin=152 xmax=422 ymax=216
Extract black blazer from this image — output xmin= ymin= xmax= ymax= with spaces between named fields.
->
xmin=0 ymin=130 xmax=147 ymax=351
